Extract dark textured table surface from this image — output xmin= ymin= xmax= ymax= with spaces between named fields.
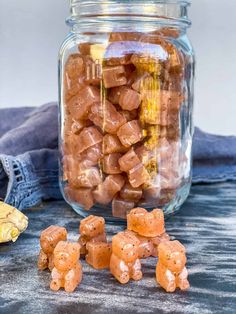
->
xmin=1 ymin=182 xmax=236 ymax=314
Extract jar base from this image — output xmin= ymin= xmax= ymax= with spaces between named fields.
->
xmin=61 ymin=182 xmax=191 ymax=225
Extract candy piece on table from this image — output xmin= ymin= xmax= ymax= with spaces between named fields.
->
xmin=120 ymin=182 xmax=142 ymax=202
xmin=128 ymin=231 xmax=155 ymax=259
xmin=38 ymin=225 xmax=67 ymax=271
xmin=64 ymin=186 xmax=94 ymax=211
xmin=110 ymin=230 xmax=142 ymax=284
xmin=103 ymin=153 xmax=122 ymax=174
xmin=93 ymin=174 xmax=125 ymax=204
xmin=102 ymin=66 xmax=127 ymax=88
xmin=107 ymin=86 xmax=126 ymax=104
xmin=79 ymin=215 xmax=106 ymax=238
xmin=119 ymin=109 xmax=138 ymax=121
xmin=151 ymin=232 xmax=170 ymax=257
xmin=76 ymin=127 xmax=103 ymax=154
xmin=118 ymin=148 xmax=141 ymax=172
xmin=156 ymin=240 xmax=190 ymax=292
xmin=117 ymin=120 xmax=143 ymax=147
xmin=112 ymin=196 xmax=135 ymax=219
xmin=128 ymin=163 xmax=150 ymax=188
xmin=68 ymin=85 xmax=100 ymax=120
xmin=89 ymin=101 xmax=126 ymax=134
xmin=78 ymin=215 xmax=107 ymax=257
xmin=0 ymin=202 xmax=28 ymax=244
xmin=86 ymin=242 xmax=112 ymax=269
xmin=102 ymin=134 xmax=128 ymax=154
xmin=118 ymin=87 xmax=141 ymax=111
xmin=50 ymin=241 xmax=82 ymax=293
xmin=65 ymin=54 xmax=84 ymax=80
xmin=127 ymin=207 xmax=165 ymax=237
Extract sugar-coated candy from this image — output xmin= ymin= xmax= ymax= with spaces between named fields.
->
xmin=38 ymin=225 xmax=67 ymax=271
xmin=128 ymin=163 xmax=150 ymax=188
xmin=156 ymin=240 xmax=190 ymax=292
xmin=86 ymin=242 xmax=112 ymax=269
xmin=118 ymin=87 xmax=141 ymax=111
xmin=117 ymin=120 xmax=143 ymax=147
xmin=128 ymin=231 xmax=155 ymax=259
xmin=93 ymin=175 xmax=125 ymax=204
xmin=127 ymin=207 xmax=165 ymax=237
xmin=110 ymin=231 xmax=142 ymax=284
xmin=118 ymin=148 xmax=140 ymax=172
xmin=102 ymin=134 xmax=127 ymax=154
xmin=78 ymin=215 xmax=107 ymax=256
xmin=76 ymin=127 xmax=103 ymax=154
xmin=120 ymin=182 xmax=142 ymax=202
xmin=64 ymin=186 xmax=94 ymax=211
xmin=103 ymin=65 xmax=127 ymax=88
xmin=112 ymin=196 xmax=135 ymax=219
xmin=50 ymin=241 xmax=82 ymax=293
xmin=103 ymin=153 xmax=122 ymax=174
xmin=89 ymin=100 xmax=126 ymax=134
xmin=80 ymin=215 xmax=106 ymax=238
xmin=151 ymin=232 xmax=170 ymax=257
xmin=68 ymin=86 xmax=100 ymax=120
xmin=65 ymin=54 xmax=84 ymax=80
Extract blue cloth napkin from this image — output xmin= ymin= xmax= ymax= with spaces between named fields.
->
xmin=0 ymin=103 xmax=236 ymax=210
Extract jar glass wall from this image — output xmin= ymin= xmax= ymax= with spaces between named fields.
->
xmin=59 ymin=0 xmax=194 ymax=222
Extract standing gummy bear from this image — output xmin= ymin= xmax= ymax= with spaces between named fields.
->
xmin=156 ymin=240 xmax=190 ymax=292
xmin=50 ymin=241 xmax=82 ymax=293
xmin=78 ymin=215 xmax=107 ymax=256
xmin=110 ymin=230 xmax=142 ymax=284
xmin=38 ymin=225 xmax=67 ymax=271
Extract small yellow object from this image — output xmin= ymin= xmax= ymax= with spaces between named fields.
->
xmin=0 ymin=201 xmax=28 ymax=243
xmin=90 ymin=44 xmax=107 ymax=61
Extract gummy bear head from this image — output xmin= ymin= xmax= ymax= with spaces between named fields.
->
xmin=40 ymin=225 xmax=67 ymax=254
xmin=112 ymin=231 xmax=140 ymax=263
xmin=158 ymin=240 xmax=186 ymax=273
xmin=53 ymin=241 xmax=81 ymax=271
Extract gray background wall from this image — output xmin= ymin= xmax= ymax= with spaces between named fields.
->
xmin=0 ymin=0 xmax=235 ymax=135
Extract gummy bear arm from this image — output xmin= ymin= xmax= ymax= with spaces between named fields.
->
xmin=38 ymin=249 xmax=48 ymax=270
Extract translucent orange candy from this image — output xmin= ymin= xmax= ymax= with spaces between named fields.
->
xmin=64 ymin=186 xmax=94 ymax=211
xmin=93 ymin=174 xmax=125 ymax=204
xmin=156 ymin=240 xmax=190 ymax=292
xmin=110 ymin=231 xmax=142 ymax=284
xmin=38 ymin=225 xmax=67 ymax=271
xmin=68 ymin=86 xmax=100 ymax=120
xmin=89 ymin=100 xmax=126 ymax=134
xmin=118 ymin=87 xmax=141 ymax=111
xmin=86 ymin=242 xmax=112 ymax=269
xmin=102 ymin=134 xmax=128 ymax=154
xmin=102 ymin=65 xmax=127 ymax=88
xmin=117 ymin=120 xmax=143 ymax=147
xmin=78 ymin=215 xmax=107 ymax=256
xmin=128 ymin=163 xmax=150 ymax=188
xmin=127 ymin=207 xmax=165 ymax=237
xmin=76 ymin=127 xmax=103 ymax=154
xmin=118 ymin=148 xmax=140 ymax=172
xmin=50 ymin=241 xmax=82 ymax=293
xmin=65 ymin=54 xmax=84 ymax=80
xmin=103 ymin=153 xmax=122 ymax=174
xmin=112 ymin=196 xmax=135 ymax=219
xmin=120 ymin=182 xmax=142 ymax=202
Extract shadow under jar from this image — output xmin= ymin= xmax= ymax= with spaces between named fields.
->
xmin=59 ymin=0 xmax=195 ymax=223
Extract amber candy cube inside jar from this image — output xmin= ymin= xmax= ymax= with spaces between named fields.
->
xmin=59 ymin=0 xmax=194 ymax=221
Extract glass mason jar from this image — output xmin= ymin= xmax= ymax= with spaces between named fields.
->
xmin=59 ymin=0 xmax=194 ymax=222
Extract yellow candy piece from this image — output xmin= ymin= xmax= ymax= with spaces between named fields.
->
xmin=90 ymin=44 xmax=107 ymax=61
xmin=0 ymin=201 xmax=28 ymax=243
